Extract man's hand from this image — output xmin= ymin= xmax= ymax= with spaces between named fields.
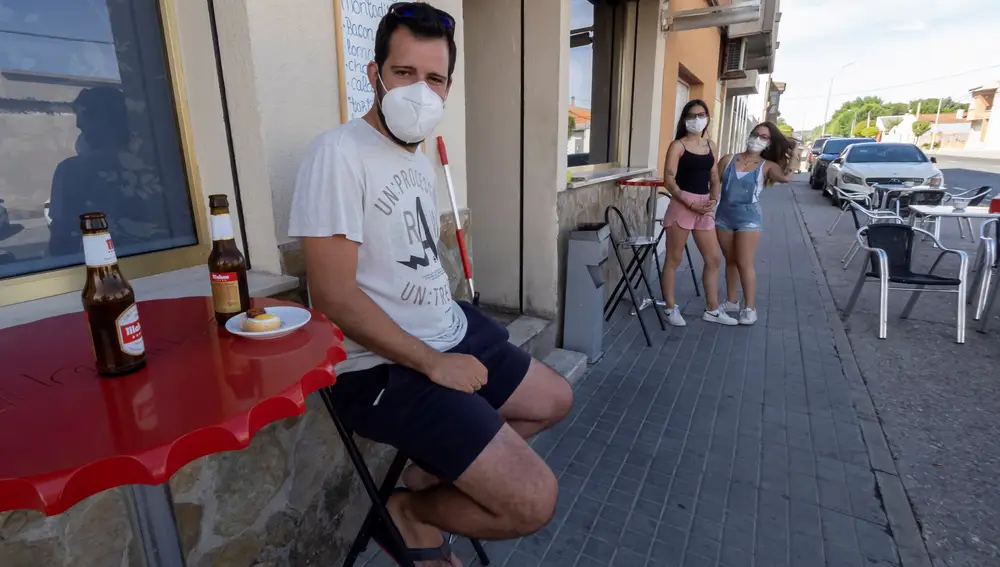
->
xmin=424 ymin=352 xmax=487 ymax=393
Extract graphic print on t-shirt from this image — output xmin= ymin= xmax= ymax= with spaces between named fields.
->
xmin=371 ymin=166 xmax=454 ymax=308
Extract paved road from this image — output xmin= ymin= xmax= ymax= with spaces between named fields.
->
xmin=363 ymin=185 xmax=903 ymax=567
xmin=934 ymin=156 xmax=1000 ymax=193
xmin=795 ymin=177 xmax=1000 ymax=567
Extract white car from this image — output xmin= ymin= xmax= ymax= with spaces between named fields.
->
xmin=824 ymin=143 xmax=943 ymax=204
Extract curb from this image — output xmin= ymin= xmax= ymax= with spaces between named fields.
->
xmin=788 ymin=186 xmax=934 ymax=567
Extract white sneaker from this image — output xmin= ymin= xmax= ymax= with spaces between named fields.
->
xmin=703 ymin=309 xmax=739 ymax=326
xmin=664 ymin=306 xmax=687 ymax=327
xmin=738 ymin=308 xmax=758 ymax=325
xmin=721 ymin=300 xmax=741 ymax=312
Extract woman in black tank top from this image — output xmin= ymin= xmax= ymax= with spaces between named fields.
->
xmin=659 ymin=99 xmax=737 ymax=327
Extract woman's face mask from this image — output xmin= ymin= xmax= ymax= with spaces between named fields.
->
xmin=684 ymin=116 xmax=708 ymax=134
xmin=377 ymin=73 xmax=445 ymax=145
xmin=747 ymin=135 xmax=770 ymax=153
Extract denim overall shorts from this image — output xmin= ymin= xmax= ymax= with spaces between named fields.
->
xmin=715 ymin=159 xmax=764 ymax=232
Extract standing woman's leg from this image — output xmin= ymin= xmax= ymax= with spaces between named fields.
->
xmin=691 ymin=228 xmax=723 ymax=311
xmin=716 ymin=229 xmax=740 ymax=306
xmin=734 ymin=230 xmax=762 ymax=309
xmin=661 ymin=223 xmax=691 ymax=310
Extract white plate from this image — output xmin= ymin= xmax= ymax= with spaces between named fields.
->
xmin=225 ymin=306 xmax=312 ymax=340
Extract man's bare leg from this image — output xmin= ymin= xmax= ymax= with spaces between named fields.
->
xmin=390 ymin=424 xmax=558 ymax=552
xmin=403 ymin=359 xmax=573 ymax=490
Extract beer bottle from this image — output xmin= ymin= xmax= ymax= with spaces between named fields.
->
xmin=80 ymin=212 xmax=146 ymax=376
xmin=207 ymin=194 xmax=250 ymax=325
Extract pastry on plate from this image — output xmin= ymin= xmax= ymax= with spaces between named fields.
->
xmin=241 ymin=307 xmax=282 ymax=332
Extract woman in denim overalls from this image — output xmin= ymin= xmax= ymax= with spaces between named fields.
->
xmin=715 ymin=122 xmax=795 ymax=325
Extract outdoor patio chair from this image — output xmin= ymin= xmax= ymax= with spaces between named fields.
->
xmin=970 ymin=218 xmax=999 ymax=332
xmin=826 ymin=185 xmax=873 ymax=235
xmin=840 ymin=200 xmax=905 ymax=270
xmin=603 ymin=205 xmax=667 ymax=346
xmin=843 ymin=224 xmax=970 ymax=344
xmin=885 ymin=188 xmax=947 ymax=239
xmin=943 ymin=185 xmax=993 ymax=238
xmin=306 ymin=288 xmax=491 ymax=567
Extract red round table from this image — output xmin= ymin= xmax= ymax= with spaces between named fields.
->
xmin=0 ymin=297 xmax=346 ymax=566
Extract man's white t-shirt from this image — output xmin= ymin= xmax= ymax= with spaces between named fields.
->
xmin=288 ymin=119 xmax=468 ymax=373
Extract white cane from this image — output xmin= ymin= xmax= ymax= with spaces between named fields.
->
xmin=436 ymin=136 xmax=479 ymax=306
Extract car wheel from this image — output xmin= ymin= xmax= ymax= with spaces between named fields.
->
xmin=810 ymin=174 xmax=823 ymax=190
xmin=829 ymin=184 xmax=842 ymax=207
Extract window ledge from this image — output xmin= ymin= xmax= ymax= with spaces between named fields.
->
xmin=0 ymin=266 xmax=299 ymax=330
xmin=566 ymin=166 xmax=656 ymax=190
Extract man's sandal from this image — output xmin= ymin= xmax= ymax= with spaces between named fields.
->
xmin=371 ymin=488 xmax=455 ymax=566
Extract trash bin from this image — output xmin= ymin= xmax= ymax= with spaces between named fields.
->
xmin=563 ymin=222 xmax=610 ymax=362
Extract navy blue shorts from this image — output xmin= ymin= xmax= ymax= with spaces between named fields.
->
xmin=325 ymin=302 xmax=532 ymax=482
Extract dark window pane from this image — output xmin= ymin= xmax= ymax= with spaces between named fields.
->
xmin=0 ymin=0 xmax=198 ymax=279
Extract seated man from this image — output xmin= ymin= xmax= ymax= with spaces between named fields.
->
xmin=288 ymin=3 xmax=573 ymax=566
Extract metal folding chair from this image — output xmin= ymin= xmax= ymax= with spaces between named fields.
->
xmin=646 ymin=192 xmax=700 ymax=298
xmin=603 ymin=205 xmax=667 ymax=346
xmin=307 ymin=288 xmax=490 ymax=567
xmin=843 ymin=224 xmax=969 ymax=344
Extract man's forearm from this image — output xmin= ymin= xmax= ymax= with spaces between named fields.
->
xmin=316 ymin=285 xmax=439 ymax=373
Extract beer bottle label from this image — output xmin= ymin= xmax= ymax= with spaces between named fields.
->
xmin=116 ymin=303 xmax=145 ymax=356
xmin=210 ymin=271 xmax=242 ymax=313
xmin=211 ymin=214 xmax=235 ymax=241
xmin=83 ymin=232 xmax=117 ymax=267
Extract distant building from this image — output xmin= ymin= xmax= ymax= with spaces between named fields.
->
xmin=964 ymin=83 xmax=996 ymax=149
xmin=876 ymin=112 xmax=970 ymax=148
xmin=567 ymin=97 xmax=591 ymax=158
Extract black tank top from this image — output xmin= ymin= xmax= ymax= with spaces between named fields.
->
xmin=674 ymin=141 xmax=714 ymax=195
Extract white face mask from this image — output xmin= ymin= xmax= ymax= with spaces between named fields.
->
xmin=747 ymin=135 xmax=769 ymax=153
xmin=377 ymin=74 xmax=445 ymax=144
xmin=684 ymin=116 xmax=708 ymax=134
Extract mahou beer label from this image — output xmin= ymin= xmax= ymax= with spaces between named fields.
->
xmin=83 ymin=232 xmax=117 ymax=267
xmin=210 ymin=271 xmax=241 ymax=313
xmin=115 ymin=303 xmax=145 ymax=356
xmin=210 ymin=213 xmax=234 ymax=241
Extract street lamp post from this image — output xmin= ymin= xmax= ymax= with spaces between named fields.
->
xmin=821 ymin=62 xmax=855 ymax=136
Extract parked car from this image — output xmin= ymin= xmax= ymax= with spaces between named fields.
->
xmin=0 ymin=198 xmax=9 ymax=232
xmin=824 ymin=143 xmax=943 ymax=204
xmin=807 ymin=136 xmax=830 ymax=171
xmin=809 ymin=137 xmax=875 ymax=189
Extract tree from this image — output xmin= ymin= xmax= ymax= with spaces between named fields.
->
xmin=568 ymin=115 xmax=576 ymax=138
xmin=908 ymin=97 xmax=969 ymax=115
xmin=912 ymin=120 xmax=931 ymax=139
xmin=858 ymin=125 xmax=880 ymax=138
xmin=776 ymin=118 xmax=794 ymax=136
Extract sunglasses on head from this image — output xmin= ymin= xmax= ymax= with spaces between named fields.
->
xmin=387 ymin=2 xmax=456 ymax=31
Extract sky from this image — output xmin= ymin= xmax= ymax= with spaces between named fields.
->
xmin=569 ymin=0 xmax=594 ymax=108
xmin=771 ymin=0 xmax=1000 ymax=131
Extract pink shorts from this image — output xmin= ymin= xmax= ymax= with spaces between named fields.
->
xmin=663 ymin=191 xmax=715 ymax=231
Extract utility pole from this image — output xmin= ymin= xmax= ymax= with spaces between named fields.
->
xmin=850 ymin=111 xmax=857 ymax=137
xmin=822 ymin=62 xmax=854 ymax=136
xmin=930 ymin=97 xmax=943 ymax=149
xmin=866 ymin=110 xmax=871 ymax=128
xmin=914 ymin=101 xmax=922 ymax=144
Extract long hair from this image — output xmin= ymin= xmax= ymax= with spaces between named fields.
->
xmin=674 ymin=99 xmax=711 ymax=140
xmin=754 ymin=121 xmax=795 ymax=171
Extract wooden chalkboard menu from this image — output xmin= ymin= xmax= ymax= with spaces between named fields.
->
xmin=333 ymin=0 xmax=395 ymax=123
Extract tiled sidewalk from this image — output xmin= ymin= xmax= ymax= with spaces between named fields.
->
xmin=364 ymin=186 xmax=901 ymax=567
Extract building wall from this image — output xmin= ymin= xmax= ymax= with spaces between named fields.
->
xmin=658 ymin=0 xmax=723 ymax=158
xmin=463 ymin=0 xmax=522 ymax=310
